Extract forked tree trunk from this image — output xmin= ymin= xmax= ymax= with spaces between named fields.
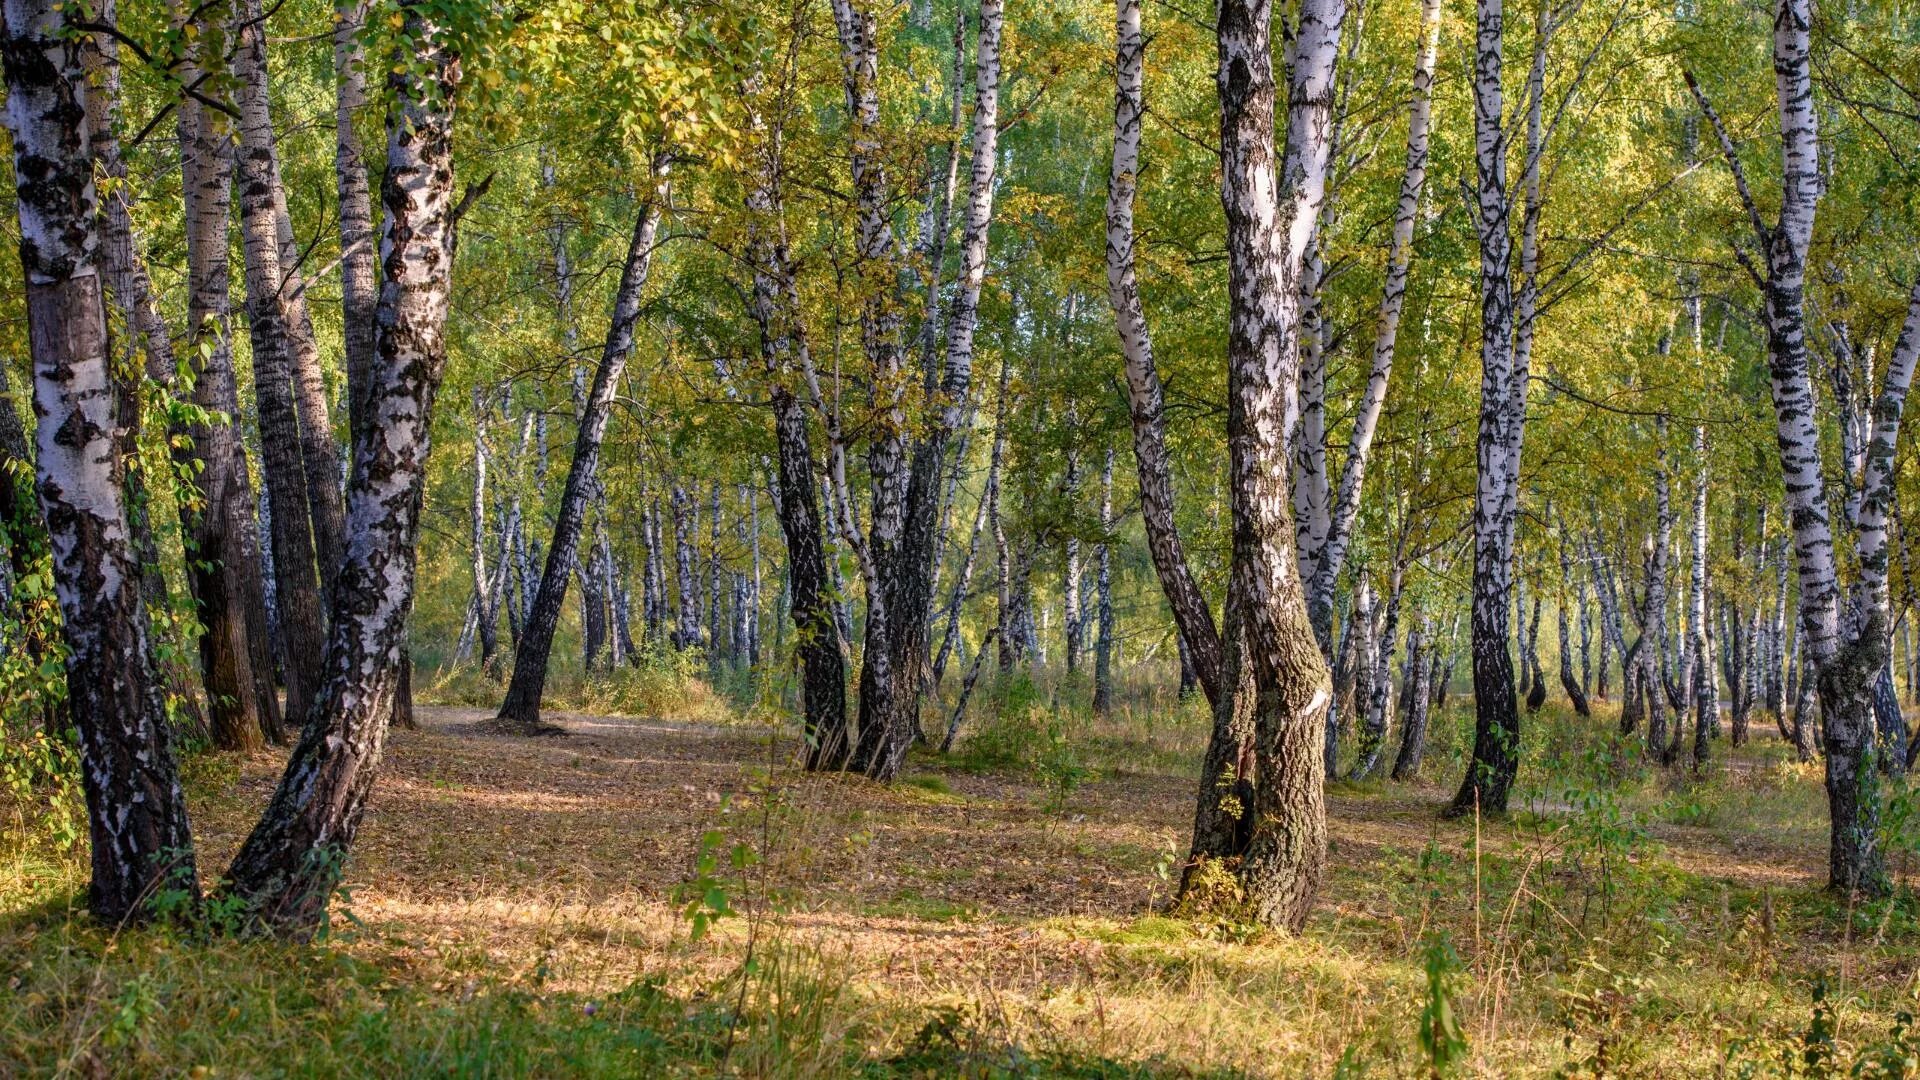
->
xmin=1216 ymin=0 xmax=1342 ymax=931
xmin=496 ymin=182 xmax=664 ymax=732
xmin=3 ymin=0 xmax=200 ymax=922
xmin=851 ymin=0 xmax=1004 ymax=781
xmin=1689 ymin=4 xmax=1918 ymax=893
xmin=224 ymin=8 xmax=461 ymax=930
xmin=1298 ymin=0 xmax=1442 ymax=650
xmin=744 ymin=108 xmax=850 ymax=767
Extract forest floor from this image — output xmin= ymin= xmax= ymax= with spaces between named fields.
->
xmin=5 ymin=683 xmax=1920 ymax=1076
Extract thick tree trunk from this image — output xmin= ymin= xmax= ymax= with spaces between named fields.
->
xmin=3 ymin=0 xmax=200 ymax=921
xmin=495 ymin=185 xmax=664 ymax=731
xmin=224 ymin=10 xmax=461 ymax=930
xmin=1216 ymin=0 xmax=1341 ymax=931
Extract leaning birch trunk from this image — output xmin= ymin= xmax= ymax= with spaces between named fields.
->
xmin=495 ymin=181 xmax=665 ymax=732
xmin=1301 ymin=0 xmax=1442 ymax=644
xmin=224 ymin=8 xmax=461 ymax=931
xmin=1105 ymin=0 xmax=1223 ymax=708
xmin=1217 ymin=0 xmax=1342 ymax=931
xmin=1688 ymin=3 xmax=1917 ymax=893
xmin=1447 ymin=0 xmax=1524 ymax=818
xmin=467 ymin=387 xmax=498 ymax=668
xmin=2 ymin=0 xmax=199 ymax=923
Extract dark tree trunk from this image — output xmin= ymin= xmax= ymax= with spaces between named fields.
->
xmin=495 ymin=186 xmax=664 ymax=732
xmin=1392 ymin=616 xmax=1435 ymax=780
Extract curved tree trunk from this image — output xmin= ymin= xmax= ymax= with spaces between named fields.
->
xmin=224 ymin=10 xmax=461 ymax=930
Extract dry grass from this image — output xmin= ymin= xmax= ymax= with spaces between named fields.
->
xmin=4 ymin=689 xmax=1919 ymax=1076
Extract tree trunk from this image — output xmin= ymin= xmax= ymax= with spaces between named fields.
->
xmin=3 ymin=0 xmax=200 ymax=922
xmin=495 ymin=183 xmax=664 ymax=732
xmin=1217 ymin=0 xmax=1342 ymax=931
xmin=231 ymin=0 xmax=329 ymax=730
xmin=1558 ymin=526 xmax=1591 ymax=717
xmin=743 ymin=111 xmax=851 ymax=767
xmin=1688 ymin=4 xmax=1917 ymax=893
xmin=850 ymin=0 xmax=1004 ymax=781
xmin=334 ymin=0 xmax=378 ymax=446
xmin=1448 ymin=0 xmax=1524 ymax=818
xmin=1106 ymin=0 xmax=1223 ymax=708
xmin=1093 ymin=448 xmax=1116 ymax=717
xmin=1298 ymin=0 xmax=1442 ymax=649
xmin=1392 ymin=615 xmax=1435 ymax=780
xmin=224 ymin=9 xmax=461 ymax=931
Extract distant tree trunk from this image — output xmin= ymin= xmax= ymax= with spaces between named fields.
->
xmin=1643 ymin=424 xmax=1675 ymax=764
xmin=3 ymin=0 xmax=200 ymax=922
xmin=1392 ymin=615 xmax=1434 ymax=780
xmin=467 ymin=387 xmax=499 ymax=668
xmin=495 ymin=183 xmax=664 ymax=732
xmin=672 ymin=485 xmax=703 ymax=650
xmin=1093 ymin=448 xmax=1116 ymax=717
xmin=1063 ymin=448 xmax=1084 ymax=674
xmin=933 ymin=357 xmax=1005 ymax=687
xmin=1524 ymin=590 xmax=1547 ymax=713
xmin=224 ymin=8 xmax=461 ymax=931
xmin=1216 ymin=0 xmax=1342 ymax=931
xmin=1353 ymin=560 xmax=1405 ymax=779
xmin=1558 ymin=527 xmax=1591 ymax=717
xmin=1688 ymin=420 xmax=1715 ymax=768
